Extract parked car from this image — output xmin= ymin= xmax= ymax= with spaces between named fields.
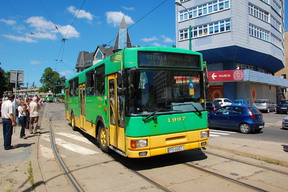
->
xmin=253 ymin=99 xmax=276 ymax=113
xmin=232 ymin=99 xmax=250 ymax=106
xmin=276 ymin=100 xmax=288 ymax=114
xmin=282 ymin=116 xmax=288 ymax=129
xmin=205 ymin=101 xmax=221 ymax=112
xmin=213 ymin=98 xmax=232 ymax=107
xmin=208 ymin=105 xmax=264 ymax=134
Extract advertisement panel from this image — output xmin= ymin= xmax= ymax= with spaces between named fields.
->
xmin=208 ymin=70 xmax=244 ymax=82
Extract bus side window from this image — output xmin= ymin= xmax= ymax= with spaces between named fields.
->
xmin=95 ymin=65 xmax=105 ymax=96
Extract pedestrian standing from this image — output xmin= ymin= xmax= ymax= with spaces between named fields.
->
xmin=24 ymin=97 xmax=30 ymax=130
xmin=18 ymin=100 xmax=27 ymax=139
xmin=1 ymin=94 xmax=17 ymax=150
xmin=29 ymin=96 xmax=40 ymax=134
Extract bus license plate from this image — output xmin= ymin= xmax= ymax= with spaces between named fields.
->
xmin=168 ymin=146 xmax=184 ymax=153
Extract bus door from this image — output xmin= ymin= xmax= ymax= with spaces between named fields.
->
xmin=108 ymin=74 xmax=125 ymax=151
xmin=79 ymin=84 xmax=85 ymax=129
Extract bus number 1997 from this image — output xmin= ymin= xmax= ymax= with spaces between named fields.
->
xmin=168 ymin=117 xmax=186 ymax=123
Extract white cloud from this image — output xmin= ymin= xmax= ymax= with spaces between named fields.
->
xmin=142 ymin=36 xmax=158 ymax=42
xmin=0 ymin=18 xmax=16 ymax=25
xmin=152 ymin=42 xmax=162 ymax=47
xmin=67 ymin=6 xmax=93 ymax=21
xmin=24 ymin=16 xmax=79 ymax=40
xmin=106 ymin=11 xmax=134 ymax=27
xmin=56 ymin=25 xmax=80 ymax=39
xmin=2 ymin=34 xmax=36 ymax=43
xmin=122 ymin=6 xmax=135 ymax=11
xmin=26 ymin=32 xmax=57 ymax=40
xmin=30 ymin=60 xmax=41 ymax=65
xmin=25 ymin=16 xmax=55 ymax=32
xmin=161 ymin=35 xmax=173 ymax=43
xmin=59 ymin=70 xmax=74 ymax=76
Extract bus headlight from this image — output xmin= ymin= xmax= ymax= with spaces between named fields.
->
xmin=201 ymin=131 xmax=209 ymax=138
xmin=131 ymin=139 xmax=148 ymax=148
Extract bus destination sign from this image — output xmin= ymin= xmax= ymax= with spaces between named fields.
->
xmin=138 ymin=51 xmax=200 ymax=69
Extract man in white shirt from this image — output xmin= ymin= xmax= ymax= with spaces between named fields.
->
xmin=29 ymin=96 xmax=40 ymax=134
xmin=1 ymin=94 xmax=16 ymax=150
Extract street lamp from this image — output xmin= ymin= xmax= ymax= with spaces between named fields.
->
xmin=175 ymin=0 xmax=192 ymax=51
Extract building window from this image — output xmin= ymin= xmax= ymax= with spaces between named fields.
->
xmin=271 ymin=0 xmax=282 ymax=16
xmin=280 ymin=74 xmax=286 ymax=79
xmin=178 ymin=0 xmax=230 ymax=22
xmin=270 ymin=16 xmax=282 ymax=32
xmin=248 ymin=3 xmax=269 ymax=23
xmin=179 ymin=29 xmax=189 ymax=40
xmin=249 ymin=24 xmax=270 ymax=42
xmin=95 ymin=51 xmax=103 ymax=60
xmin=180 ymin=19 xmax=231 ymax=40
xmin=271 ymin=33 xmax=283 ymax=49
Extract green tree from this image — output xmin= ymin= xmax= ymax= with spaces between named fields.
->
xmin=39 ymin=67 xmax=66 ymax=94
xmin=0 ymin=68 xmax=13 ymax=97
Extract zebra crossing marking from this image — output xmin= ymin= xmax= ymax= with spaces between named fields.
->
xmin=210 ymin=130 xmax=236 ymax=137
xmin=56 ymin=132 xmax=93 ymax=145
xmin=40 ymin=132 xmax=99 ymax=155
xmin=39 ymin=144 xmax=54 ymax=159
xmin=55 ymin=137 xmax=98 ymax=155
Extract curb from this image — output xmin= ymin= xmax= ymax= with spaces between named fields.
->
xmin=208 ymin=144 xmax=288 ymax=168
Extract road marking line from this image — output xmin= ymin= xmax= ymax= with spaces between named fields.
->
xmin=210 ymin=130 xmax=236 ymax=134
xmin=55 ymin=138 xmax=98 ymax=155
xmin=56 ymin=132 xmax=93 ymax=145
xmin=39 ymin=144 xmax=54 ymax=159
xmin=209 ymin=132 xmax=230 ymax=135
xmin=209 ymin=134 xmax=220 ymax=137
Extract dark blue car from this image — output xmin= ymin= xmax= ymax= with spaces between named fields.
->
xmin=276 ymin=100 xmax=288 ymax=114
xmin=208 ymin=105 xmax=264 ymax=134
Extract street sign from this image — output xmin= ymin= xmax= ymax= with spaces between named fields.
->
xmin=10 ymin=70 xmax=24 ymax=84
xmin=208 ymin=70 xmax=244 ymax=82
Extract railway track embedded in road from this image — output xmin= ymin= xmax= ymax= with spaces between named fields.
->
xmin=48 ymin=111 xmax=84 ymax=192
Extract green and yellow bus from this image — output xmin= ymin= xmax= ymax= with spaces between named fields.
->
xmin=56 ymin=93 xmax=65 ymax=103
xmin=65 ymin=47 xmax=209 ymax=158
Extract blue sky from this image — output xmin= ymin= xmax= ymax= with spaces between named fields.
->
xmin=0 ymin=0 xmax=287 ymax=88
xmin=0 ymin=0 xmax=175 ymax=87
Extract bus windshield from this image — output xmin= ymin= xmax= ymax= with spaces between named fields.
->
xmin=126 ymin=69 xmax=204 ymax=115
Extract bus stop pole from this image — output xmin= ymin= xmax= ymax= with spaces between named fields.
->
xmin=14 ymin=70 xmax=18 ymax=123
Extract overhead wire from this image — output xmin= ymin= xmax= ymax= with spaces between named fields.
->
xmin=107 ymin=0 xmax=169 ymax=46
xmin=64 ymin=0 xmax=86 ymax=40
xmin=38 ymin=0 xmax=86 ymax=72
xmin=40 ymin=0 xmax=168 ymax=72
xmin=39 ymin=0 xmax=65 ymax=40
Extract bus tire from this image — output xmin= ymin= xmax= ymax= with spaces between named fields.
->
xmin=97 ymin=124 xmax=110 ymax=153
xmin=71 ymin=114 xmax=77 ymax=131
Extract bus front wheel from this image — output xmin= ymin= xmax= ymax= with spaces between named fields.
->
xmin=97 ymin=124 xmax=109 ymax=153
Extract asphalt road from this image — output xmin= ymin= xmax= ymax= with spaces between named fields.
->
xmin=210 ymin=112 xmax=288 ymax=143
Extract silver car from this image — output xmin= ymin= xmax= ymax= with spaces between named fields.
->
xmin=253 ymin=99 xmax=276 ymax=113
xmin=282 ymin=116 xmax=288 ymax=129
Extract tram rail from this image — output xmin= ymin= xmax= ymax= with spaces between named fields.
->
xmin=42 ymin=105 xmax=288 ymax=192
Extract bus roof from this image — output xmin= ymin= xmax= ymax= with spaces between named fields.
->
xmin=65 ymin=47 xmax=203 ymax=88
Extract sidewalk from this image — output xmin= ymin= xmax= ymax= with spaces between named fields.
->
xmin=208 ymin=136 xmax=288 ymax=167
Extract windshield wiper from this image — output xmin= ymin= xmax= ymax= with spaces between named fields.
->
xmin=190 ymin=103 xmax=202 ymax=116
xmin=172 ymin=102 xmax=202 ymax=116
xmin=142 ymin=108 xmax=161 ymax=122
